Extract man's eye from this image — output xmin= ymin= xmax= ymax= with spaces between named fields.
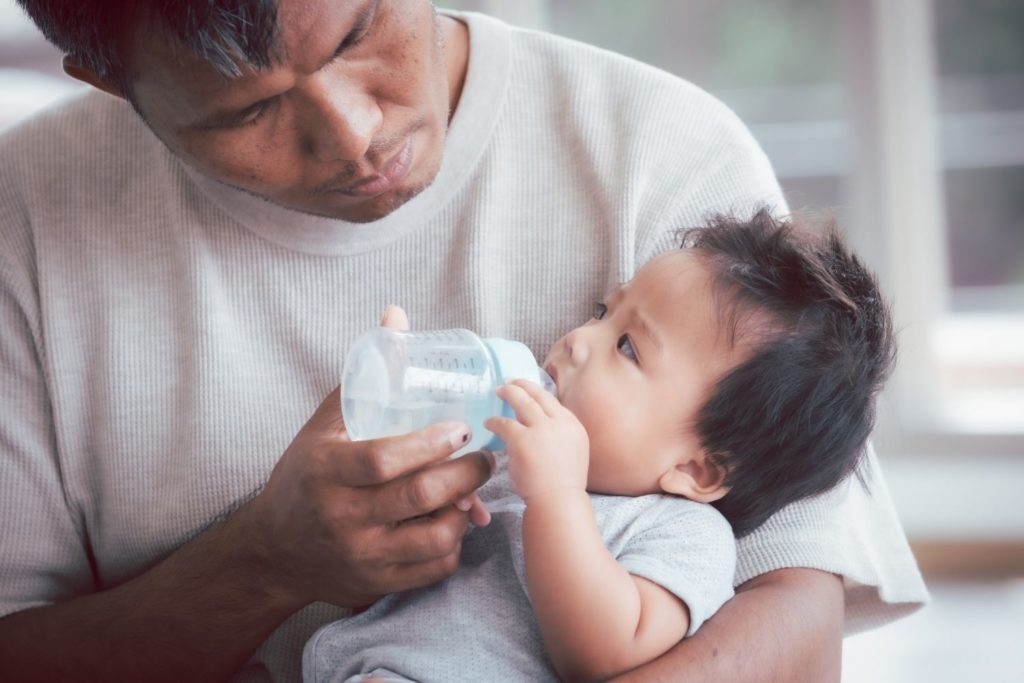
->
xmin=593 ymin=302 xmax=608 ymax=320
xmin=617 ymin=335 xmax=638 ymax=362
xmin=220 ymin=100 xmax=273 ymax=129
xmin=237 ymin=104 xmax=269 ymax=127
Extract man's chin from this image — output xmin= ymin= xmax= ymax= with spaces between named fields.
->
xmin=319 ymin=182 xmax=430 ymax=223
xmin=229 ymin=179 xmax=432 ymax=223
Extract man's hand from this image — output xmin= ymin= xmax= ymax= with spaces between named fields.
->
xmin=0 ymin=305 xmax=495 ymax=683
xmin=485 ymin=378 xmax=589 ymax=500
xmin=243 ymin=304 xmax=494 ymax=609
xmin=246 ymin=387 xmax=494 ymax=609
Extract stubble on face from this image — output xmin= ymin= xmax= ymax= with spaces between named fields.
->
xmin=123 ymin=0 xmax=466 ymax=223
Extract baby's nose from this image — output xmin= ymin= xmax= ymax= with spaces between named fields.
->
xmin=565 ymin=329 xmax=588 ymax=365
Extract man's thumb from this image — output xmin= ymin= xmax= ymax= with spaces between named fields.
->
xmin=380 ymin=304 xmax=410 ymax=330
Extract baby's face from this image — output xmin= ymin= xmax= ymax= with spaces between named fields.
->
xmin=542 ymin=250 xmax=747 ymax=496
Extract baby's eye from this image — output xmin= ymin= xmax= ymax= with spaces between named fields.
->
xmin=593 ymin=302 xmax=608 ymax=320
xmin=617 ymin=334 xmax=638 ymax=362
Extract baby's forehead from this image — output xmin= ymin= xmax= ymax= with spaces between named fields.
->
xmin=633 ymin=250 xmax=773 ymax=354
xmin=626 ymin=250 xmax=715 ymax=300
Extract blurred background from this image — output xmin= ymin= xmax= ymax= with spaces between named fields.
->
xmin=2 ymin=0 xmax=1022 ymax=680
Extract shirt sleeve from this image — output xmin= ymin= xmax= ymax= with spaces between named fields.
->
xmin=635 ymin=90 xmax=789 ymax=266
xmin=609 ymin=497 xmax=737 ymax=636
xmin=0 ymin=175 xmax=96 ymax=618
xmin=736 ymin=444 xmax=929 ymax=634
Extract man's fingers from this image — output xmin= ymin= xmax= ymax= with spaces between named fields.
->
xmin=467 ymin=493 xmax=491 ymax=527
xmin=382 ymin=505 xmax=471 ymax=563
xmin=455 ymin=492 xmax=490 ymax=526
xmin=325 ymin=421 xmax=471 ymax=487
xmin=380 ymin=304 xmax=410 ymax=330
xmin=368 ymin=449 xmax=494 ymax=522
xmin=383 ymin=551 xmax=464 ymax=595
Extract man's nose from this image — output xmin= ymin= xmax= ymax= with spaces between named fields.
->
xmin=301 ymin=73 xmax=383 ymax=162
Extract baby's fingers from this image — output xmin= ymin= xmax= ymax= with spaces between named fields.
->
xmin=484 ymin=415 xmax=523 ymax=439
xmin=495 ymin=383 xmax=546 ymax=425
xmin=508 ymin=378 xmax=562 ymax=416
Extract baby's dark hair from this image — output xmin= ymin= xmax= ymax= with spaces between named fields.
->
xmin=683 ymin=208 xmax=896 ymax=537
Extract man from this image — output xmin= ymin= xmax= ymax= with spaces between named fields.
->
xmin=0 ymin=1 xmax=927 ymax=681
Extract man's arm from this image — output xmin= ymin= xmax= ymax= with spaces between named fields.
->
xmin=0 ymin=388 xmax=494 ymax=683
xmin=610 ymin=568 xmax=844 ymax=683
xmin=0 ymin=500 xmax=297 ymax=682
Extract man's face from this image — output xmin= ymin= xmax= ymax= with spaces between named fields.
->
xmin=125 ymin=0 xmax=462 ymax=222
xmin=542 ymin=251 xmax=747 ymax=497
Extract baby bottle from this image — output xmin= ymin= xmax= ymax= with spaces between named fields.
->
xmin=341 ymin=328 xmax=556 ymax=456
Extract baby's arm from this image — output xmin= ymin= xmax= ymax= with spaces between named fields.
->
xmin=523 ymin=490 xmax=690 ymax=680
xmin=486 ymin=380 xmax=690 ymax=682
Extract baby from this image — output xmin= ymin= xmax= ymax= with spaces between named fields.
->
xmin=303 ymin=208 xmax=896 ymax=683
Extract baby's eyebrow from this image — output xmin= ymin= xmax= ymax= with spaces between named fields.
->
xmin=636 ymin=314 xmax=662 ymax=355
xmin=607 ymin=287 xmax=662 ymax=355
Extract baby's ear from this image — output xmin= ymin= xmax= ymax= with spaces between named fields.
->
xmin=658 ymin=455 xmax=728 ymax=503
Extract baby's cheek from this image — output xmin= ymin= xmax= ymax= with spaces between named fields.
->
xmin=569 ymin=392 xmax=616 ymax=437
xmin=579 ymin=395 xmax=640 ymax=459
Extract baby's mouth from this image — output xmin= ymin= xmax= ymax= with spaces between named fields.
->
xmin=542 ymin=363 xmax=560 ymax=398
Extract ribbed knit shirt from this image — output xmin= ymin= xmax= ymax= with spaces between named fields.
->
xmin=0 ymin=11 xmax=927 ymax=682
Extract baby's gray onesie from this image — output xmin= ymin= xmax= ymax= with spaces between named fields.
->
xmin=303 ymin=461 xmax=736 ymax=683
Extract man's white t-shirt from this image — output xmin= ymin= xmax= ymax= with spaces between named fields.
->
xmin=0 ymin=10 xmax=927 ymax=682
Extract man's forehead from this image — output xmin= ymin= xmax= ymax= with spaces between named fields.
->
xmin=128 ymin=0 xmax=371 ymax=114
xmin=131 ymin=0 xmax=364 ymax=95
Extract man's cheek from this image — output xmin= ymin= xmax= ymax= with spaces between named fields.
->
xmin=181 ymin=133 xmax=287 ymax=187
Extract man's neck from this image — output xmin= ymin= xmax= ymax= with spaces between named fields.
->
xmin=440 ymin=13 xmax=470 ymax=123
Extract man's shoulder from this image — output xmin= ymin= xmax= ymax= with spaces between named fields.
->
xmin=506 ymin=24 xmax=738 ymax=129
xmin=0 ymin=90 xmax=152 ymax=169
xmin=501 ymin=22 xmax=765 ymax=188
xmin=0 ymin=90 xmax=172 ymax=215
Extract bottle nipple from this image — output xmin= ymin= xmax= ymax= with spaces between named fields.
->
xmin=538 ymin=368 xmax=557 ymax=397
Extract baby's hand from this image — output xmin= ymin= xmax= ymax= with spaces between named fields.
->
xmin=484 ymin=379 xmax=589 ymax=501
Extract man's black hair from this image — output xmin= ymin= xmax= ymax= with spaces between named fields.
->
xmin=15 ymin=0 xmax=280 ymax=91
xmin=684 ymin=209 xmax=896 ymax=537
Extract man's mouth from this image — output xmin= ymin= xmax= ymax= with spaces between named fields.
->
xmin=327 ymin=137 xmax=414 ymax=198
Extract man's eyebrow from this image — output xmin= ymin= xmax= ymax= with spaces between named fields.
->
xmin=193 ymin=0 xmax=380 ymax=128
xmin=323 ymin=0 xmax=381 ymax=67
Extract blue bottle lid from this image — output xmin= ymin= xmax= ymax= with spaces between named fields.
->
xmin=482 ymin=338 xmax=557 ymax=450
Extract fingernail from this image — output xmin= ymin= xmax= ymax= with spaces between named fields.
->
xmin=444 ymin=424 xmax=470 ymax=451
xmin=455 ymin=496 xmax=473 ymax=512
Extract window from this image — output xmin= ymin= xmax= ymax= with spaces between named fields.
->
xmin=441 ymin=0 xmax=1024 ymax=451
